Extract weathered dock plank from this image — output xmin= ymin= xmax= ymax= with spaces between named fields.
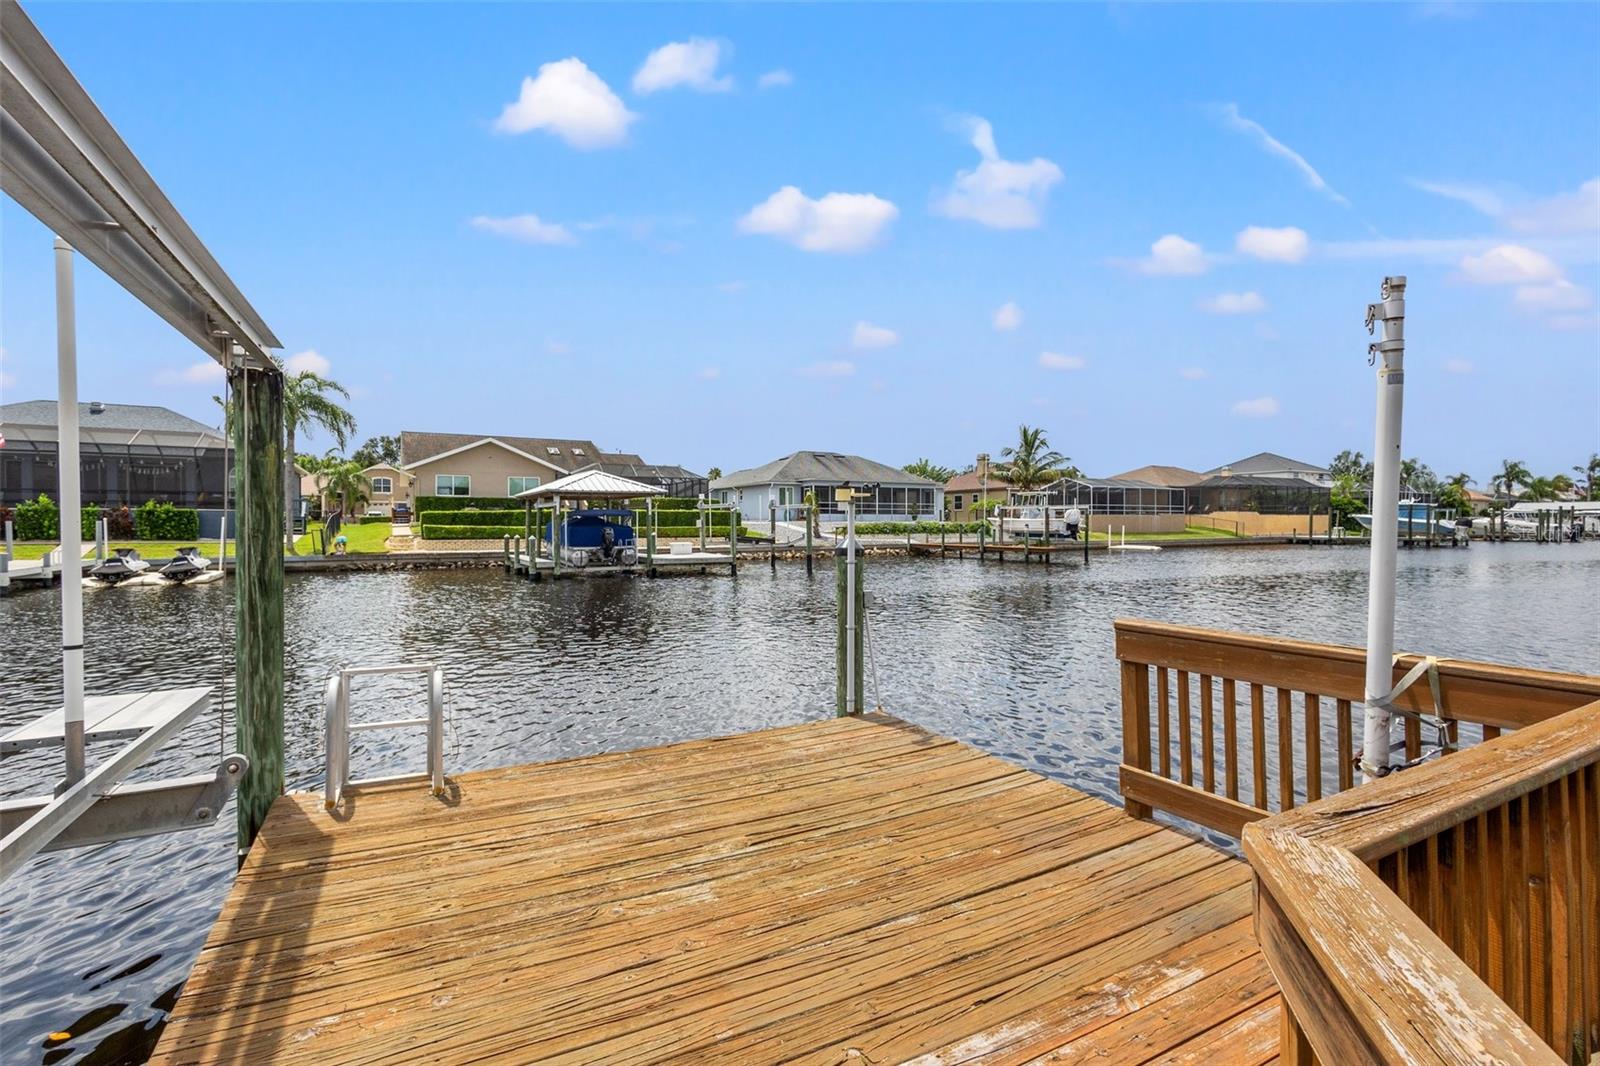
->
xmin=153 ymin=714 xmax=1275 ymax=1064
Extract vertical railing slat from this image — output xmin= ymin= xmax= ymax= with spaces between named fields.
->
xmin=1277 ymin=686 xmax=1294 ymax=812
xmin=1336 ymin=697 xmax=1353 ymax=793
xmin=1222 ymin=677 xmax=1239 ymax=801
xmin=1304 ymin=693 xmax=1322 ymax=803
xmin=1251 ymin=683 xmax=1267 ymax=810
xmin=1157 ymin=667 xmax=1171 ymax=779
xmin=1177 ymin=670 xmax=1193 ymax=787
xmin=1200 ymin=674 xmax=1215 ymax=794
xmin=1119 ymin=660 xmax=1153 ymax=820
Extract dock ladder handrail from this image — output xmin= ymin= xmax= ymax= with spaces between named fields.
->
xmin=324 ymin=663 xmax=445 ymax=810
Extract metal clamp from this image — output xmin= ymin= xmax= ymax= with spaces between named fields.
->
xmin=324 ymin=663 xmax=445 ymax=810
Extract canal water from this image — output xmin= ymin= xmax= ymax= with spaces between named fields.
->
xmin=3 ymin=542 xmax=1598 ymax=1063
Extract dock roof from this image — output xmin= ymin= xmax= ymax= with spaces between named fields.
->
xmin=516 ymin=468 xmax=664 ymax=500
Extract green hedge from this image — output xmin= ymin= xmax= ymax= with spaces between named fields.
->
xmin=135 ymin=500 xmax=200 ymax=540
xmin=417 ymin=508 xmax=524 ymax=527
xmin=414 ymin=495 xmax=520 ymax=513
xmin=12 ymin=495 xmax=104 ymax=540
xmin=854 ymin=520 xmax=987 ymax=535
xmin=421 ymin=523 xmax=745 ymax=541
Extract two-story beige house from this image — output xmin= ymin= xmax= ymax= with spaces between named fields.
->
xmin=398 ymin=432 xmax=602 ymax=507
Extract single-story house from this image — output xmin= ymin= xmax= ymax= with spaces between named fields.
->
xmin=1106 ymin=464 xmax=1207 ymax=488
xmin=1205 ymin=451 xmax=1332 ymax=488
xmin=1 ymin=399 xmax=228 ymax=508
xmin=711 ymin=451 xmax=943 ymax=524
xmin=943 ymin=454 xmax=1010 ymax=523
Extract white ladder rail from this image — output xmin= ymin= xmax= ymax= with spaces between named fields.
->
xmin=324 ymin=663 xmax=445 ymax=810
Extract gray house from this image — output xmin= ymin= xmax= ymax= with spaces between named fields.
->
xmin=711 ymin=451 xmax=943 ymax=524
xmin=1206 ymin=451 xmax=1332 ymax=487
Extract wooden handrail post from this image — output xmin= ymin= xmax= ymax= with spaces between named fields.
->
xmin=1120 ymin=659 xmax=1153 ymax=819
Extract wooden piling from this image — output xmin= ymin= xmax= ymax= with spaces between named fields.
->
xmin=231 ymin=361 xmax=284 ymax=859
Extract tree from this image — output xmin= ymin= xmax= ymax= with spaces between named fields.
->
xmin=706 ymin=466 xmax=723 ymax=481
xmin=1446 ymin=471 xmax=1474 ymax=490
xmin=1329 ymin=474 xmax=1365 ymax=529
xmin=1491 ymin=459 xmax=1531 ymax=504
xmin=351 ymin=434 xmax=401 ymax=468
xmin=316 ymin=459 xmax=371 ymax=518
xmin=282 ymin=370 xmax=357 ymax=554
xmin=1399 ymin=457 xmax=1437 ymax=495
xmin=1550 ymin=473 xmax=1575 ymax=497
xmin=1522 ymin=476 xmax=1557 ymax=502
xmin=1329 ymin=449 xmax=1373 ymax=484
xmin=1436 ymin=483 xmax=1470 ymax=515
xmin=993 ymin=425 xmax=1072 ymax=493
xmin=903 ymin=458 xmax=956 ymax=484
xmin=1574 ymin=453 xmax=1600 ymax=500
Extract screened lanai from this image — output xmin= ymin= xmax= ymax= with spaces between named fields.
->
xmin=1043 ymin=475 xmax=1187 ymax=515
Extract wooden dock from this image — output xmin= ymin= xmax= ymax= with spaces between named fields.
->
xmin=154 ymin=714 xmax=1280 ymax=1065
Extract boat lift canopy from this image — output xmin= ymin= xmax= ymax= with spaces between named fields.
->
xmin=517 ymin=469 xmax=666 ymax=502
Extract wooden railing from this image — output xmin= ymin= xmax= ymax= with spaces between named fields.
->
xmin=1115 ymin=619 xmax=1600 ymax=840
xmin=1243 ymin=699 xmax=1599 ymax=1065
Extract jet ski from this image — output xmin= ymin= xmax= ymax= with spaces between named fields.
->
xmin=88 ymin=548 xmax=151 ymax=585
xmin=159 ymin=547 xmax=214 ymax=583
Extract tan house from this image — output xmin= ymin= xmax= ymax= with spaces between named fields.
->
xmin=943 ymin=454 xmax=1011 ymax=523
xmin=361 ymin=464 xmax=414 ymax=516
xmin=1106 ymin=464 xmax=1206 ymax=488
xmin=399 ymin=431 xmax=602 ymax=505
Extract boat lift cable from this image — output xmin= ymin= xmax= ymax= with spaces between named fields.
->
xmin=863 ymin=596 xmax=886 ymax=715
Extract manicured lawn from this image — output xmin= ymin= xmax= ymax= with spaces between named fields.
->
xmin=6 ymin=540 xmax=237 ymax=561
xmin=293 ymin=521 xmax=391 ymax=555
xmin=1091 ymin=525 xmax=1242 ymax=541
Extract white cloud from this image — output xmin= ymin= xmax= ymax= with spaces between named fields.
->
xmin=1410 ymin=180 xmax=1505 ymax=217
xmin=633 ymin=38 xmax=733 ymax=95
xmin=1198 ymin=291 xmax=1267 ymax=315
xmin=738 ymin=185 xmax=898 ymax=253
xmin=1505 ymin=178 xmax=1599 ymax=234
xmin=1514 ymin=279 xmax=1591 ymax=312
xmin=1459 ymin=244 xmax=1561 ymax=284
xmin=1236 ymin=225 xmax=1309 ymax=263
xmin=1217 ymin=103 xmax=1349 ymax=207
xmin=1038 ymin=351 xmax=1086 ymax=371
xmin=1179 ymin=367 xmax=1208 ymax=380
xmin=933 ymin=116 xmax=1063 ymax=230
xmin=798 ymin=360 xmax=855 ymax=379
xmin=992 ymin=301 xmax=1022 ymax=331
xmin=1232 ymin=396 xmax=1280 ymax=418
xmin=758 ymin=69 xmax=793 ymax=90
xmin=470 ymin=213 xmax=577 ymax=245
xmin=851 ymin=321 xmax=899 ymax=349
xmin=716 ymin=280 xmax=749 ymax=293
xmin=1443 ymin=358 xmax=1475 ymax=374
xmin=493 ymin=58 xmax=636 ymax=149
xmin=1141 ymin=234 xmax=1209 ymax=276
xmin=696 ymin=366 xmax=722 ymax=381
xmin=157 ymin=360 xmax=226 ymax=386
xmin=284 ymin=350 xmax=331 ymax=376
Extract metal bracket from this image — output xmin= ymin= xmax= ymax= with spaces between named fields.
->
xmin=0 ymin=753 xmax=247 ymax=853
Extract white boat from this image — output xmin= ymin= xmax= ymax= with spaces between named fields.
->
xmin=990 ymin=495 xmax=1084 ymax=541
xmin=1352 ymin=500 xmax=1458 ymax=536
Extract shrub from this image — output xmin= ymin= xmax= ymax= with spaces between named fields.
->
xmin=14 ymin=495 xmax=59 ymax=540
xmin=413 ymin=495 xmax=520 ymax=514
xmin=416 ymin=508 xmax=525 ymax=527
xmin=358 ymin=515 xmax=392 ymax=525
xmin=853 ymin=520 xmax=986 ymax=535
xmin=420 ymin=523 xmax=527 ymax=540
xmin=135 ymin=500 xmax=200 ymax=540
xmin=102 ymin=505 xmax=135 ymax=538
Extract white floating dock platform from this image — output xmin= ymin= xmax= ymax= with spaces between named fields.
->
xmin=509 ymin=546 xmax=737 ymax=579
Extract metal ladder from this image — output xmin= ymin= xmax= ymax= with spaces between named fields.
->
xmin=324 ymin=663 xmax=445 ymax=810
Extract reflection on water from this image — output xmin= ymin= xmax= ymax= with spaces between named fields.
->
xmin=2 ymin=542 xmax=1597 ymax=1063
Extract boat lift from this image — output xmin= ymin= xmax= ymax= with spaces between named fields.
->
xmin=0 ymin=2 xmax=282 ymax=879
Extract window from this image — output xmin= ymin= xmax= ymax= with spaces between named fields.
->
xmin=508 ymin=476 xmax=541 ymax=496
xmin=572 ymin=447 xmax=586 ymax=456
xmin=951 ymin=494 xmax=963 ymax=510
xmin=370 ymin=476 xmax=393 ymax=495
xmin=546 ymin=446 xmax=560 ymax=455
xmin=435 ymin=474 xmax=470 ymax=496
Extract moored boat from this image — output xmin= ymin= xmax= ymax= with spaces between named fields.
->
xmin=86 ymin=548 xmax=150 ymax=585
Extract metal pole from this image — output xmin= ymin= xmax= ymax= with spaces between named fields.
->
xmin=647 ymin=497 xmax=656 ymax=567
xmin=1362 ymin=276 xmax=1406 ymax=783
xmin=805 ymin=496 xmax=813 ymax=575
xmin=770 ymin=499 xmax=777 ymax=569
xmin=552 ymin=495 xmax=562 ymax=579
xmin=838 ymin=497 xmax=860 ymax=716
xmin=54 ymin=238 xmax=86 ymax=785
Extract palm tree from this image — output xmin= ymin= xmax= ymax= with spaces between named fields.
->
xmin=994 ymin=425 xmax=1073 ymax=493
xmin=1491 ymin=459 xmax=1531 ymax=505
xmin=1446 ymin=471 xmax=1474 ymax=490
xmin=1522 ymin=476 xmax=1557 ymax=503
xmin=903 ymin=458 xmax=956 ymax=484
xmin=1574 ymin=453 xmax=1600 ymax=500
xmin=1550 ymin=473 xmax=1575 ymax=497
xmin=282 ymin=370 xmax=357 ymax=554
xmin=316 ymin=459 xmax=371 ymax=519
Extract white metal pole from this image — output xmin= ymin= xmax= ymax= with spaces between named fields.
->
xmin=1362 ymin=276 xmax=1406 ymax=782
xmin=55 ymin=237 xmax=86 ymax=784
xmin=845 ymin=497 xmax=857 ymax=715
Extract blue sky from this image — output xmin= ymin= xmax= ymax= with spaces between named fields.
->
xmin=2 ymin=2 xmax=1596 ymax=483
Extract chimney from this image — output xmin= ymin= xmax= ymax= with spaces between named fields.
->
xmin=976 ymin=452 xmax=990 ymax=479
